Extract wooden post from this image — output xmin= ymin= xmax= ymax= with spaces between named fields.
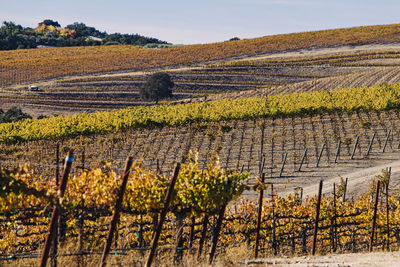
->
xmin=100 ymin=157 xmax=134 ymax=267
xmin=291 ymin=222 xmax=296 ymax=254
xmin=334 ymin=140 xmax=341 ymax=163
xmin=51 ymin=144 xmax=60 ymax=267
xmin=197 ymin=214 xmax=209 ymax=259
xmin=188 ymin=216 xmax=196 ymax=249
xmin=366 ymin=133 xmax=376 ymax=156
xmin=145 ymin=163 xmax=181 ymax=267
xmin=312 ymin=180 xmax=323 ymax=255
xmin=138 ymin=216 xmax=143 ymax=249
xmin=350 ymin=136 xmax=359 ymax=160
xmin=271 ymin=185 xmax=277 ymax=255
xmin=40 ymin=151 xmax=74 ymax=267
xmin=342 ymin=178 xmax=348 ymax=202
xmin=56 ymin=144 xmax=60 ymax=184
xmin=386 ymin=167 xmax=391 ymax=251
xmin=174 ymin=213 xmax=185 ymax=263
xmin=279 ymin=152 xmax=288 ymax=177
xmin=260 ymin=156 xmax=265 ymax=174
xmin=333 ymin=183 xmax=337 ymax=252
xmin=302 ymin=228 xmax=307 ymax=254
xmin=382 ymin=130 xmax=392 ymax=153
xmin=77 ymin=148 xmax=85 ymax=263
xmin=300 ymin=187 xmax=303 ymax=205
xmin=316 ymin=144 xmax=325 ymax=167
xmin=298 ymin=148 xmax=307 ymax=171
xmin=369 ymin=180 xmax=381 ymax=252
xmin=209 ymin=204 xmax=227 ymax=264
xmin=254 ymin=173 xmax=265 ymax=258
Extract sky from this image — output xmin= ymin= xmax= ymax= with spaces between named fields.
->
xmin=1 ymin=0 xmax=400 ymax=44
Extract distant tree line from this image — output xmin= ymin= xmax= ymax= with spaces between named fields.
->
xmin=0 ymin=19 xmax=170 ymax=50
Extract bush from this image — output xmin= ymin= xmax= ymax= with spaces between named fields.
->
xmin=140 ymin=72 xmax=174 ymax=103
xmin=0 ymin=107 xmax=32 ymax=123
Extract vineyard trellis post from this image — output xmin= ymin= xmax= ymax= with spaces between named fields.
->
xmin=145 ymin=163 xmax=181 ymax=267
xmin=197 ymin=214 xmax=209 ymax=259
xmin=174 ymin=212 xmax=185 ymax=263
xmin=312 ymin=180 xmax=323 ymax=255
xmin=382 ymin=130 xmax=391 ymax=153
xmin=240 ymin=164 xmax=245 ymax=173
xmin=334 ymin=140 xmax=341 ymax=163
xmin=300 ymin=187 xmax=303 ymax=205
xmin=342 ymin=178 xmax=348 ymax=202
xmin=291 ymin=222 xmax=295 ymax=254
xmin=271 ymin=184 xmax=277 ymax=255
xmin=51 ymin=144 xmax=60 ymax=267
xmin=138 ymin=216 xmax=144 ymax=249
xmin=188 ymin=216 xmax=196 ymax=248
xmin=302 ymin=228 xmax=307 ymax=253
xmin=259 ymin=156 xmax=265 ymax=174
xmin=100 ymin=157 xmax=134 ymax=267
xmin=332 ymin=182 xmax=337 ymax=252
xmin=77 ymin=149 xmax=85 ymax=264
xmin=298 ymin=148 xmax=307 ymax=171
xmin=316 ymin=144 xmax=325 ymax=167
xmin=366 ymin=133 xmax=375 ymax=156
xmin=350 ymin=136 xmax=359 ymax=160
xmin=369 ymin=179 xmax=381 ymax=252
xmin=209 ymin=203 xmax=227 ymax=264
xmin=386 ymin=167 xmax=391 ymax=251
xmin=254 ymin=173 xmax=265 ymax=258
xmin=56 ymin=144 xmax=60 ymax=184
xmin=279 ymin=152 xmax=287 ymax=177
xmin=40 ymin=151 xmax=74 ymax=267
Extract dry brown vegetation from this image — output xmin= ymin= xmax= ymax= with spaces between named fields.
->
xmin=2 ymin=23 xmax=400 ymax=87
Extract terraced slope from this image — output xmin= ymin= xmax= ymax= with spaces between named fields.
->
xmin=4 ymin=45 xmax=400 ymax=116
xmin=2 ymin=24 xmax=400 ymax=87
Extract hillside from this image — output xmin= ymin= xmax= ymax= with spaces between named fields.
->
xmin=3 ymin=34 xmax=400 ymax=116
xmin=4 ymin=24 xmax=400 ymax=266
xmin=2 ymin=24 xmax=400 ymax=87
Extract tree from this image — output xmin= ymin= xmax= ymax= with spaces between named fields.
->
xmin=140 ymin=72 xmax=174 ymax=103
xmin=0 ymin=106 xmax=32 ymax=123
xmin=40 ymin=19 xmax=61 ymax=27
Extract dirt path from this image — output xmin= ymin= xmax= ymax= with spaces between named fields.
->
xmin=294 ymin=159 xmax=400 ymax=199
xmin=241 ymin=251 xmax=400 ymax=266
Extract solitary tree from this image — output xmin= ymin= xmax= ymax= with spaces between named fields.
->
xmin=140 ymin=72 xmax=174 ymax=103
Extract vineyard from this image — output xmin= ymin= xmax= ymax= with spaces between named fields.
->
xmin=2 ymin=48 xmax=400 ymax=116
xmin=3 ymin=25 xmax=400 ymax=116
xmin=3 ymin=24 xmax=400 ymax=266
xmin=2 ymin=24 xmax=400 ymax=85
xmin=1 ymin=151 xmax=399 ymax=266
xmin=1 ymin=106 xmax=400 ymax=198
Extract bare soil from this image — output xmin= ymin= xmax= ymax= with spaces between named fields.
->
xmin=241 ymin=251 xmax=400 ymax=266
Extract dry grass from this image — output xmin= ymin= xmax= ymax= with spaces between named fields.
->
xmin=4 ymin=242 xmax=252 ymax=267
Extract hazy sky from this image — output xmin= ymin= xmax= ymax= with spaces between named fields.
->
xmin=1 ymin=0 xmax=399 ymax=44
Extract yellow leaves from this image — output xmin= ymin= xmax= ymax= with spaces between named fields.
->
xmin=1 ymin=83 xmax=400 ymax=143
